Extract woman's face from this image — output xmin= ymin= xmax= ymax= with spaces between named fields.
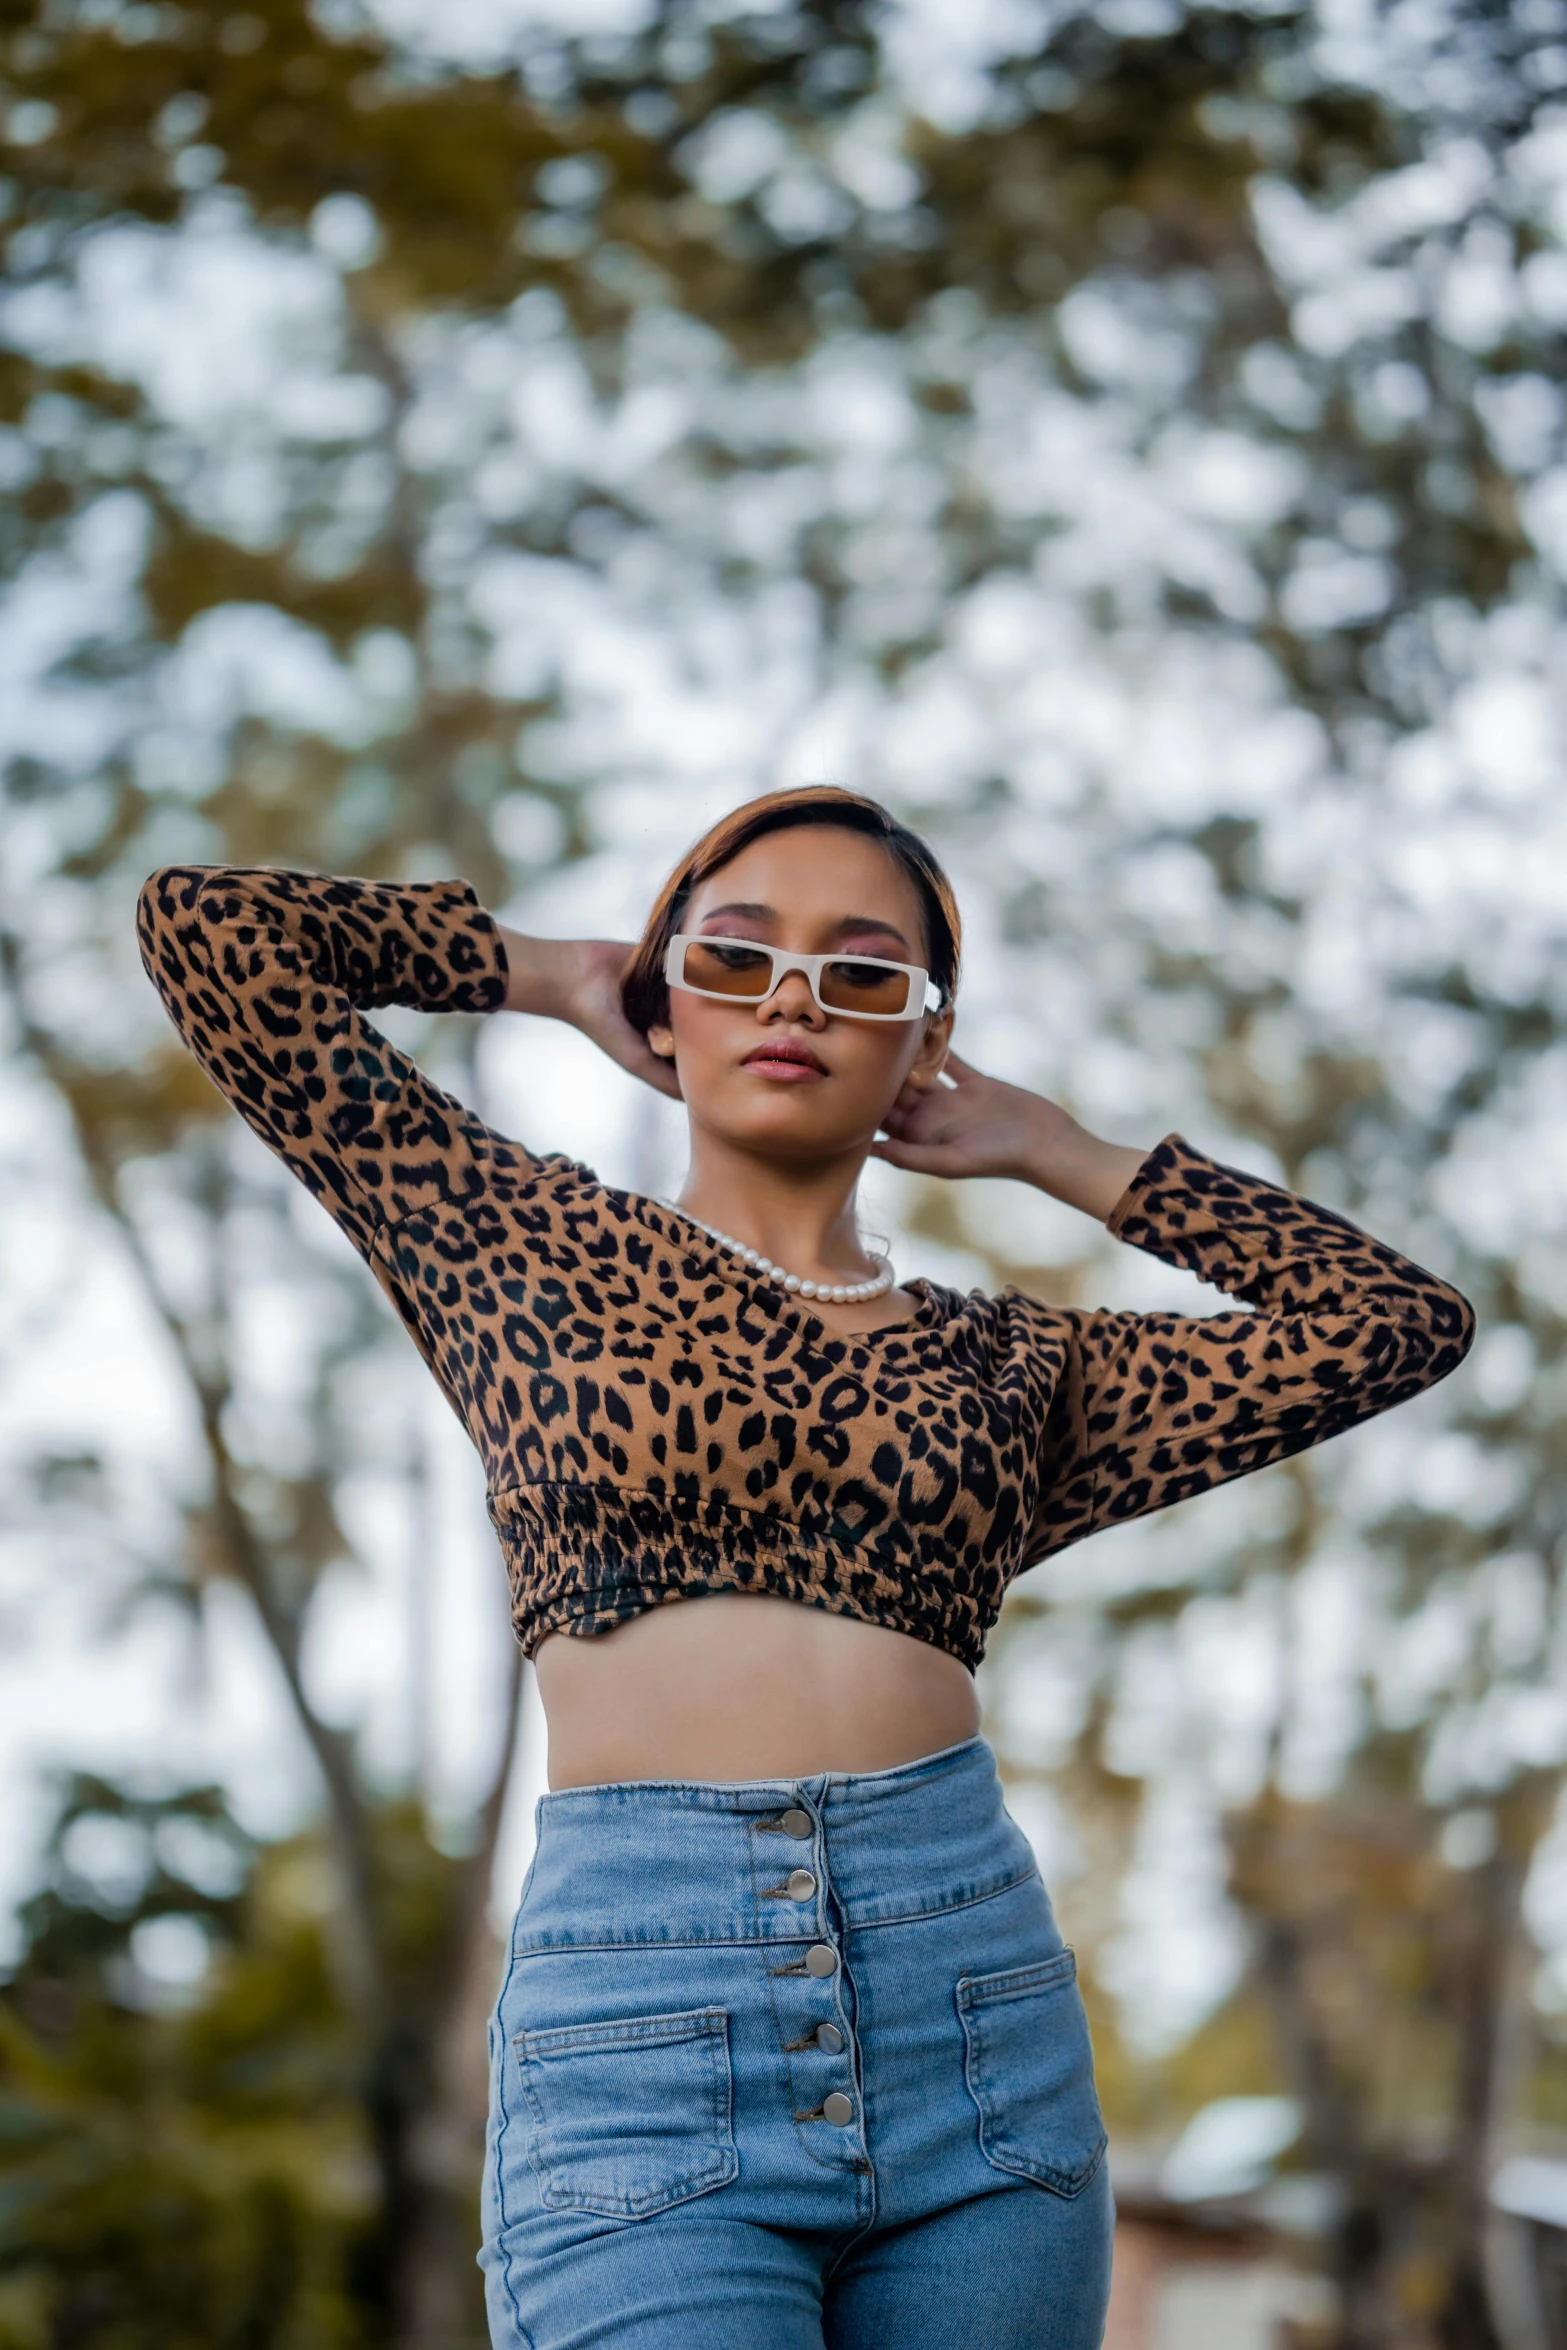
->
xmin=647 ymin=824 xmax=953 ymax=1165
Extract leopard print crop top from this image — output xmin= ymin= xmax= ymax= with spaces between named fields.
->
xmin=137 ymin=863 xmax=1476 ymax=1670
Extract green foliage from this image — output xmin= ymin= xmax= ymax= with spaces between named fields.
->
xmin=1 ymin=0 xmax=1564 ymax=2341
xmin=0 ymin=1778 xmax=477 ymax=2350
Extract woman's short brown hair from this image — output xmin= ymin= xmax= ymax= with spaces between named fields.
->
xmin=620 ymin=787 xmax=962 ymax=1039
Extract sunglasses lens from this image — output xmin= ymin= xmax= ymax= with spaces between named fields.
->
xmin=818 ymin=959 xmax=916 ymax=1016
xmin=680 ymin=939 xmax=775 ymax=998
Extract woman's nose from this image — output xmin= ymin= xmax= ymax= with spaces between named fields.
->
xmin=762 ymin=969 xmax=824 ymax=1024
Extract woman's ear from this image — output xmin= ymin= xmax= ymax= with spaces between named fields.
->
xmin=648 ymin=1022 xmax=675 ymax=1061
xmin=909 ymin=1010 xmax=954 ymax=1086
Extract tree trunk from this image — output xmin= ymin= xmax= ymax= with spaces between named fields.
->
xmin=1439 ymin=1847 xmax=1515 ymax=2350
xmin=1439 ymin=1783 xmax=1557 ymax=2350
xmin=1249 ymin=1907 xmax=1407 ymax=2350
xmin=1334 ymin=2188 xmax=1404 ymax=2350
xmin=390 ymin=1650 xmax=529 ymax=2345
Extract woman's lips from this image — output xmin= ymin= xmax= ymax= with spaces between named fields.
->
xmin=742 ymin=1040 xmax=827 ymax=1081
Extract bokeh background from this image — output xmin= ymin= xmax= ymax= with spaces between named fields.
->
xmin=2 ymin=0 xmax=1566 ymax=2344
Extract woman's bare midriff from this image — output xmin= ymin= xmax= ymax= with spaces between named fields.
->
xmin=535 ymin=1591 xmax=982 ymax=1789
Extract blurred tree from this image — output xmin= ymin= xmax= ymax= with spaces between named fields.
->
xmin=0 ymin=1769 xmax=465 ymax=2347
xmin=2 ymin=0 xmax=1565 ymax=2344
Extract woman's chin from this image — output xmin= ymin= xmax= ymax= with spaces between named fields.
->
xmin=696 ymin=1096 xmax=882 ymax=1158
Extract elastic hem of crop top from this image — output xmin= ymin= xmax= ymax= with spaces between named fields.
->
xmin=491 ymin=1485 xmax=1000 ymax=1673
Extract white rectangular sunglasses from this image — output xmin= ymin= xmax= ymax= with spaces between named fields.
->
xmin=665 ymin=934 xmax=943 ymax=1022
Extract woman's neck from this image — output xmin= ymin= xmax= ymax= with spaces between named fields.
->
xmin=674 ymin=1134 xmax=882 ymax=1282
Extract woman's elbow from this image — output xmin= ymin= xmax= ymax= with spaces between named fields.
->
xmin=1444 ymin=1282 xmax=1479 ymax=1364
xmin=1417 ymin=1279 xmax=1478 ymax=1384
xmin=137 ymin=863 xmax=211 ymax=934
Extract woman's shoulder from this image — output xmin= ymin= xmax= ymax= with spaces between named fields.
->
xmin=920 ymin=1280 xmax=1079 ymax=1360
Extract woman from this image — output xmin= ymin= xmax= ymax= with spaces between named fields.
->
xmin=137 ymin=786 xmax=1474 ymax=2350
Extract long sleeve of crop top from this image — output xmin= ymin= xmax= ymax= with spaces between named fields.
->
xmin=136 ymin=864 xmax=512 ymax=1259
xmin=1024 ymin=1133 xmax=1476 ymax=1563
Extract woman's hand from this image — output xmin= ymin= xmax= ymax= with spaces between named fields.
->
xmin=496 ymin=927 xmax=682 ymax=1101
xmin=871 ymin=1051 xmax=1148 ymax=1222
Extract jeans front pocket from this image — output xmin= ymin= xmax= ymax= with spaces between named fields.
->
xmin=957 ymin=1949 xmax=1107 ymax=2197
xmin=514 ymin=2006 xmax=738 ymax=2219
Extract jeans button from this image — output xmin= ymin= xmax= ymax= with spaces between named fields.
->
xmin=823 ymin=2092 xmax=854 ymax=2126
xmin=781 ymin=1808 xmax=813 ymax=1838
xmin=786 ymin=1869 xmax=817 ymax=1900
xmin=805 ymin=1944 xmax=837 ymax=1978
xmin=816 ymin=2022 xmax=844 ymax=2053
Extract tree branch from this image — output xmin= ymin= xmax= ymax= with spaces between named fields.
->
xmin=0 ymin=915 xmax=388 ymax=2020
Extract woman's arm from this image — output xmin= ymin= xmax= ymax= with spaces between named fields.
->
xmin=871 ymin=1051 xmax=1145 ymax=1215
xmin=1024 ymin=1133 xmax=1476 ymax=1562
xmin=137 ymin=864 xmax=514 ymax=1258
xmin=867 ymin=1053 xmax=1474 ymax=1555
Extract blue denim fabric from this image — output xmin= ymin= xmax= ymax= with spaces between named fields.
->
xmin=480 ymin=1736 xmax=1114 ymax=2349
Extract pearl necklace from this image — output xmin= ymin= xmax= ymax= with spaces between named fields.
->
xmin=664 ymin=1204 xmax=895 ymax=1304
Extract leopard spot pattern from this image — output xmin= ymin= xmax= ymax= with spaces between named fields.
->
xmin=137 ymin=863 xmax=1477 ymax=1668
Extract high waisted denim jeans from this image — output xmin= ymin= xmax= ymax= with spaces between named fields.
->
xmin=479 ymin=1736 xmax=1113 ymax=2349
